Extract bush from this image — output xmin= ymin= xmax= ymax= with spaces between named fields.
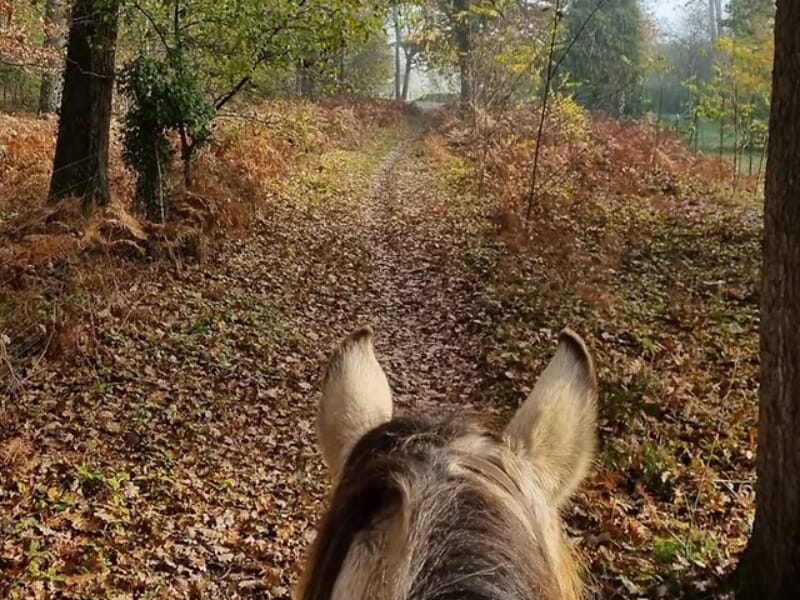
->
xmin=119 ymin=50 xmax=213 ymax=222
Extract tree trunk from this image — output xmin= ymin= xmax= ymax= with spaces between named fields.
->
xmin=454 ymin=0 xmax=472 ymax=107
xmin=337 ymin=48 xmax=346 ymax=92
xmin=402 ymin=51 xmax=413 ymax=101
xmin=38 ymin=0 xmax=64 ymax=115
xmin=708 ymin=0 xmax=719 ymax=39
xmin=48 ymin=0 xmax=119 ymax=208
xmin=714 ymin=0 xmax=723 ymax=35
xmin=393 ymin=6 xmax=401 ymax=101
xmin=735 ymin=1 xmax=800 ymax=597
xmin=296 ymin=59 xmax=314 ymax=99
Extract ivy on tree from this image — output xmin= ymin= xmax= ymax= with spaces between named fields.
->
xmin=119 ymin=49 xmax=213 ymax=222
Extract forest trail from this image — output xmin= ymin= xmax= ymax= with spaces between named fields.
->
xmin=1 ymin=121 xmax=494 ymax=598
xmin=351 ymin=135 xmax=483 ymax=414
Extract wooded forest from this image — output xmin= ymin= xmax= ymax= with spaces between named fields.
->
xmin=1 ymin=0 xmax=798 ymax=598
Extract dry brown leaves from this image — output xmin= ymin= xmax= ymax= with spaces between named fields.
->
xmin=433 ymin=104 xmax=762 ymax=598
xmin=0 ymin=100 xmax=407 ymax=391
xmin=0 ymin=27 xmax=62 ymax=74
xmin=1 ymin=99 xmax=761 ymax=599
xmin=1 ymin=100 xmax=421 ymax=599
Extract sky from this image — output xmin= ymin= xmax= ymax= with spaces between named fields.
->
xmin=647 ymin=0 xmax=731 ymax=34
xmin=648 ymin=0 xmax=684 ymax=27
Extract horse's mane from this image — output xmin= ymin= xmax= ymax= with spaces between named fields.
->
xmin=299 ymin=416 xmax=574 ymax=600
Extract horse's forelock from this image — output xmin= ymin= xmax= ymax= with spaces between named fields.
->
xmin=299 ymin=416 xmax=578 ymax=600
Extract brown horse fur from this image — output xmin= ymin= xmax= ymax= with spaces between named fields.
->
xmin=297 ymin=326 xmax=598 ymax=600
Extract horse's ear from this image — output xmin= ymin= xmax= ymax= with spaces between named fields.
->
xmin=504 ymin=329 xmax=598 ymax=506
xmin=317 ymin=326 xmax=393 ymax=480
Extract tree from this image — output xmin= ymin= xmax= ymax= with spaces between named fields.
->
xmin=735 ymin=1 xmax=800 ymax=597
xmin=393 ymin=5 xmax=402 ymax=100
xmin=414 ymin=0 xmax=478 ymax=106
xmin=725 ymin=0 xmax=774 ymax=38
xmin=391 ymin=3 xmax=426 ymax=101
xmin=38 ymin=0 xmax=64 ymax=114
xmin=707 ymin=0 xmax=723 ymax=39
xmin=339 ymin=34 xmax=393 ymax=97
xmin=400 ymin=37 xmax=421 ymax=100
xmin=561 ymin=0 xmax=646 ymax=116
xmin=111 ymin=0 xmax=385 ymax=220
xmin=48 ymin=0 xmax=120 ymax=207
xmin=452 ymin=0 xmax=473 ymax=104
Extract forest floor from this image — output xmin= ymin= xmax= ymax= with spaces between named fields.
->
xmin=1 ymin=109 xmax=761 ymax=599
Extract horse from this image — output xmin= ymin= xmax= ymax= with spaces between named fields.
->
xmin=297 ymin=325 xmax=598 ymax=600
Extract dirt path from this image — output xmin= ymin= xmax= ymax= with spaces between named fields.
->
xmin=353 ymin=137 xmax=483 ymax=414
xmin=1 ymin=121 xmax=492 ymax=599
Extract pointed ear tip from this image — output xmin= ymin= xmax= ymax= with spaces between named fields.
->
xmin=348 ymin=325 xmax=375 ymax=345
xmin=557 ymin=328 xmax=597 ymax=389
xmin=323 ymin=325 xmax=377 ymax=384
xmin=336 ymin=325 xmax=376 ymax=355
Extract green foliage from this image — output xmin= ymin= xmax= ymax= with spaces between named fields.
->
xmin=561 ymin=0 xmax=646 ymax=116
xmin=407 ymin=0 xmax=558 ymax=106
xmin=120 ymin=0 xmax=386 ymax=100
xmin=653 ymin=527 xmax=720 ymax=567
xmin=0 ymin=66 xmax=40 ymax=112
xmin=302 ymin=32 xmax=393 ymax=98
xmin=341 ymin=34 xmax=394 ymax=96
xmin=120 ymin=50 xmax=213 ymax=221
xmin=684 ymin=0 xmax=773 ymax=171
xmin=113 ymin=0 xmax=390 ymax=217
xmin=724 ymin=0 xmax=775 ymax=38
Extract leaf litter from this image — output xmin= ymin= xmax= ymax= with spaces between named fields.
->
xmin=1 ymin=104 xmax=760 ymax=599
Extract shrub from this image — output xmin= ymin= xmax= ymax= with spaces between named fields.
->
xmin=119 ymin=50 xmax=213 ymax=222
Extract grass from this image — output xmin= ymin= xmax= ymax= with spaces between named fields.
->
xmin=653 ymin=525 xmax=720 ymax=568
xmin=662 ymin=116 xmax=766 ymax=175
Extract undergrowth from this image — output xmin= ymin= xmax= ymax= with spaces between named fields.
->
xmin=427 ymin=104 xmax=760 ymax=599
xmin=0 ymin=99 xmax=407 ymax=394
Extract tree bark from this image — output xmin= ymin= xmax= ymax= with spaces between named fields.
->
xmin=295 ymin=59 xmax=315 ymax=99
xmin=393 ymin=6 xmax=402 ymax=101
xmin=38 ymin=0 xmax=64 ymax=115
xmin=714 ymin=0 xmax=723 ymax=35
xmin=735 ymin=1 xmax=800 ymax=597
xmin=48 ymin=0 xmax=120 ymax=208
xmin=454 ymin=0 xmax=472 ymax=107
xmin=708 ymin=0 xmax=719 ymax=39
xmin=402 ymin=50 xmax=413 ymax=101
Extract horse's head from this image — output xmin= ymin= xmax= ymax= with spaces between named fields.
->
xmin=298 ymin=326 xmax=598 ymax=600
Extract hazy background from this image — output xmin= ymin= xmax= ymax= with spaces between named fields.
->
xmin=406 ymin=0 xmax=731 ymax=99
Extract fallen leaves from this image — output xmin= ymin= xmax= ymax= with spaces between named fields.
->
xmin=1 ymin=101 xmax=761 ymax=599
xmin=437 ymin=105 xmax=761 ymax=598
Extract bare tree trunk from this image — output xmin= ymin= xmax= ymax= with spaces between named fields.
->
xmin=524 ymin=0 xmax=562 ymax=223
xmin=402 ymin=51 xmax=412 ymax=101
xmin=393 ymin=6 xmax=401 ymax=101
xmin=454 ymin=0 xmax=472 ymax=107
xmin=48 ymin=0 xmax=120 ymax=208
xmin=38 ymin=0 xmax=64 ymax=115
xmin=295 ymin=59 xmax=314 ymax=99
xmin=719 ymin=94 xmax=726 ymax=176
xmin=733 ymin=81 xmax=739 ymax=191
xmin=748 ymin=94 xmax=756 ymax=176
xmin=337 ymin=48 xmax=346 ymax=92
xmin=735 ymin=1 xmax=800 ymax=596
xmin=708 ymin=0 xmax=720 ymax=39
xmin=755 ymin=132 xmax=768 ymax=194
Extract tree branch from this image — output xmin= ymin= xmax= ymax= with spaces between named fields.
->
xmin=214 ymin=75 xmax=252 ymax=110
xmin=131 ymin=0 xmax=171 ymax=52
xmin=525 ymin=0 xmax=562 ymax=223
